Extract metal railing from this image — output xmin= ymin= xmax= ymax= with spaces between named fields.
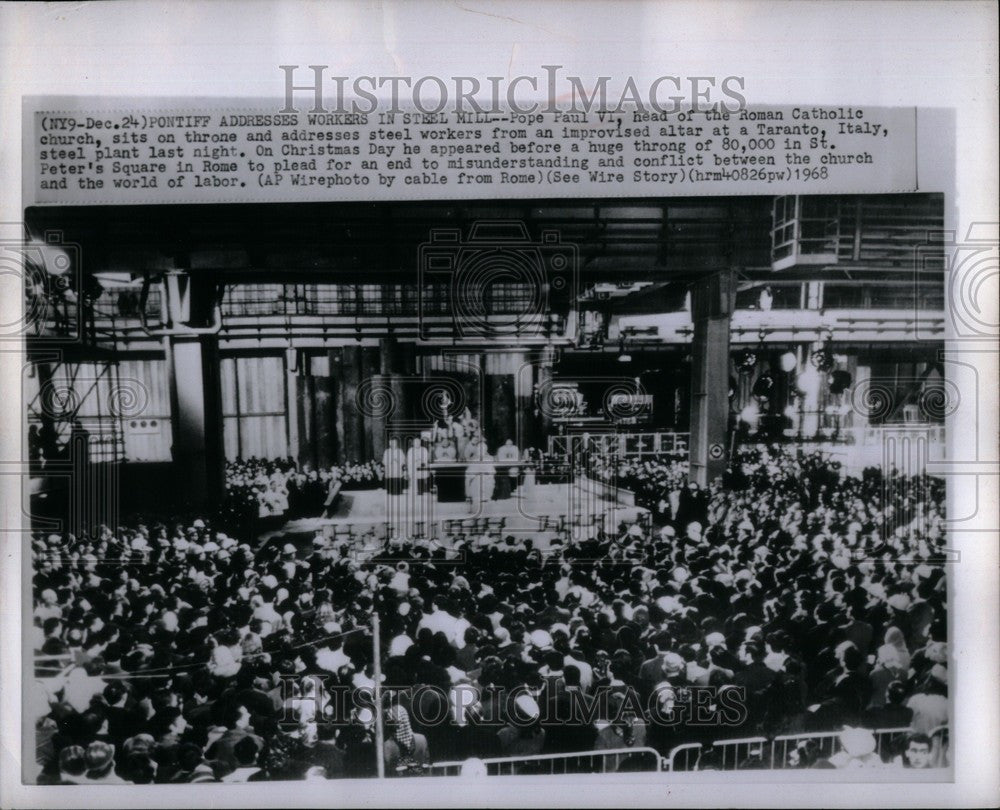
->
xmin=218 ymin=283 xmax=542 ymax=319
xmin=768 ymin=727 xmax=912 ymax=769
xmin=862 ymin=424 xmax=946 ymax=447
xmin=665 ymin=742 xmax=702 ymax=772
xmin=92 ymin=286 xmax=163 ymax=323
xmin=427 ymin=746 xmax=662 ymax=777
xmin=710 ymin=736 xmax=769 ymax=770
xmin=548 ymin=432 xmax=689 ymax=459
xmin=665 ymin=725 xmax=950 ymax=772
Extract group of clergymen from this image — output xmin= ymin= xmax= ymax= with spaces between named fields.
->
xmin=380 ymin=409 xmax=530 ymax=506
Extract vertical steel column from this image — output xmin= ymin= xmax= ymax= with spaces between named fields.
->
xmin=688 ymin=271 xmax=734 ymax=487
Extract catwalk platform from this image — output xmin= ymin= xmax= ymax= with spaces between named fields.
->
xmin=259 ymin=477 xmax=648 ymax=550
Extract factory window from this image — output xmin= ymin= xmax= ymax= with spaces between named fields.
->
xmin=772 ymin=196 xmax=840 ymax=270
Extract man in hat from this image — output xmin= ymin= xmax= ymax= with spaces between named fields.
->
xmin=497 ymin=694 xmax=545 ymax=757
xmin=83 ymin=741 xmax=127 ymax=784
xmin=637 ymin=632 xmax=683 ymax=703
xmin=829 ymin=727 xmax=884 ymax=769
xmin=48 ymin=745 xmax=88 ymax=785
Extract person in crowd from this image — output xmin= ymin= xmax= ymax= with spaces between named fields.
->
xmin=895 ymin=732 xmax=935 ymax=769
xmin=519 ymin=445 xmax=538 ymax=495
xmin=828 ymin=727 xmax=884 ymax=769
xmin=28 ymin=424 xmax=44 ymax=466
xmin=45 ymin=745 xmax=88 ymax=785
xmin=219 ymin=737 xmax=263 ymax=782
xmin=221 ymin=457 xmax=385 ymax=528
xmin=905 ymin=674 xmax=949 ymax=735
xmin=384 ymin=704 xmax=429 ymax=775
xmin=322 ymin=470 xmax=344 ymax=518
xmin=862 ymin=680 xmax=914 ymax=730
xmin=868 ymin=626 xmax=910 ymax=708
xmin=594 ymin=691 xmax=647 ymax=751
xmin=83 ymin=741 xmax=128 ymax=784
xmin=30 ymin=445 xmax=947 ymax=779
xmin=406 ymin=437 xmax=430 ymax=496
xmin=382 ymin=437 xmax=406 ymax=496
xmin=785 ymin=739 xmax=820 ymax=769
xmin=340 ymin=709 xmax=378 ymax=778
xmin=451 ymin=418 xmax=469 ymax=462
xmin=465 ymin=452 xmax=497 ymax=512
xmin=494 ymin=439 xmax=520 ymax=500
xmin=263 ymin=477 xmax=289 ymax=517
xmin=497 ymin=695 xmax=546 ymax=758
xmin=433 ymin=437 xmax=457 ymax=463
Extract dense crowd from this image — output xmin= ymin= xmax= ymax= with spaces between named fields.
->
xmin=219 ymin=458 xmax=384 ymax=529
xmin=593 ymin=455 xmax=690 ymax=520
xmin=30 ymin=446 xmax=949 ymax=782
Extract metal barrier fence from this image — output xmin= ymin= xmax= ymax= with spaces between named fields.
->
xmin=709 ymin=736 xmax=769 ymax=771
xmin=768 ymin=727 xmax=911 ymax=769
xmin=666 ymin=725 xmax=950 ymax=771
xmin=665 ymin=742 xmax=702 ymax=772
xmin=428 ymin=747 xmax=663 ymax=777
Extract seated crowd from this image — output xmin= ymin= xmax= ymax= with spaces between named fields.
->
xmin=220 ymin=458 xmax=385 ymax=527
xmin=30 ymin=446 xmax=949 ymax=782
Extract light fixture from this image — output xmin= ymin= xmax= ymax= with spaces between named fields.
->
xmin=736 ymin=349 xmax=757 ymax=374
xmin=752 ymin=372 xmax=775 ymax=398
xmin=740 ymin=402 xmax=760 ymax=428
xmin=811 ymin=330 xmax=836 ymax=372
xmin=796 ymin=364 xmax=822 ymax=397
xmin=829 ymin=369 xmax=853 ymax=395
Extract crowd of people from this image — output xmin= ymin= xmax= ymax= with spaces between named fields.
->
xmin=219 ymin=458 xmax=384 ymax=529
xmin=30 ymin=446 xmax=949 ymax=782
xmin=593 ymin=455 xmax=691 ymax=520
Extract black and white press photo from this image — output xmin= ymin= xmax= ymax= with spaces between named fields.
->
xmin=20 ymin=192 xmax=953 ymax=782
xmin=2 ymin=3 xmax=997 ymax=808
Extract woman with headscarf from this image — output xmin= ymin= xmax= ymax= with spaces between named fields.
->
xmin=878 ymin=626 xmax=911 ymax=672
xmin=383 ymin=704 xmax=429 ymax=775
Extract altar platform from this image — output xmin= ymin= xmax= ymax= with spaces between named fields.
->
xmin=259 ymin=476 xmax=648 ymax=551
